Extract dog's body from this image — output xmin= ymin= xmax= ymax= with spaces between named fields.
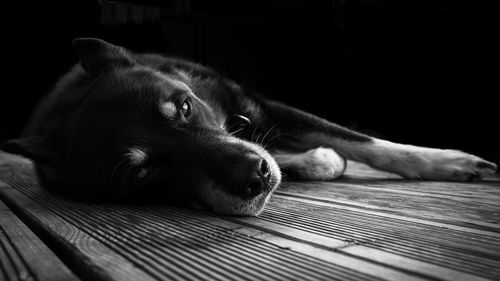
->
xmin=2 ymin=38 xmax=497 ymax=215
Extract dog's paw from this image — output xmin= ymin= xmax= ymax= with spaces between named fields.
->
xmin=407 ymin=149 xmax=497 ymax=181
xmin=275 ymin=147 xmax=346 ymax=180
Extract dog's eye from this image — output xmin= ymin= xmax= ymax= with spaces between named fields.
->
xmin=228 ymin=114 xmax=251 ymax=134
xmin=180 ymin=99 xmax=192 ymax=117
xmin=233 ymin=115 xmax=251 ymax=126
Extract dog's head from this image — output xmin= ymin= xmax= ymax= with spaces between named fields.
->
xmin=2 ymin=38 xmax=281 ymax=215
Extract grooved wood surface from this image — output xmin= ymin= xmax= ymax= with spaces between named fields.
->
xmin=0 ymin=198 xmax=79 ymax=281
xmin=1 ymin=151 xmax=499 ymax=281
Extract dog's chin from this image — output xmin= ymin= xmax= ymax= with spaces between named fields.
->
xmin=195 ymin=182 xmax=279 ymax=216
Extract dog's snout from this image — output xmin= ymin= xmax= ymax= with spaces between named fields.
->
xmin=259 ymin=159 xmax=271 ymax=182
xmin=238 ymin=157 xmax=271 ymax=199
xmin=246 ymin=178 xmax=264 ymax=198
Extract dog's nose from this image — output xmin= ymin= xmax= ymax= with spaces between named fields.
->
xmin=241 ymin=158 xmax=271 ymax=199
xmin=259 ymin=158 xmax=271 ymax=182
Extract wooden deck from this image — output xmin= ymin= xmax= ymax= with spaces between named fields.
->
xmin=1 ymin=151 xmax=499 ymax=281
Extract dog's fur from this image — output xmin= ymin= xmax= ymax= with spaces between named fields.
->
xmin=2 ymin=38 xmax=497 ymax=215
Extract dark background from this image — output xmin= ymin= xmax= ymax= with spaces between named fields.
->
xmin=1 ymin=0 xmax=499 ymax=163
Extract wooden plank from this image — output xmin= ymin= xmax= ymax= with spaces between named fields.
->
xmin=0 ymin=181 xmax=158 ymax=281
xmin=272 ymin=192 xmax=500 ymax=238
xmin=224 ymin=215 xmax=350 ymax=249
xmin=326 ymin=181 xmax=500 ymax=205
xmin=341 ymin=245 xmax=492 ymax=281
xmin=248 ymin=198 xmax=500 ymax=255
xmin=0 ymin=200 xmax=79 ymax=281
xmin=0 ymin=179 xmax=430 ymax=281
xmin=221 ymin=215 xmax=499 ymax=281
xmin=276 ymin=181 xmax=500 ymax=231
xmin=262 ymin=195 xmax=500 ymax=279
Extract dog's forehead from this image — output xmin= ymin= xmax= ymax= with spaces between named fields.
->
xmin=152 ymin=70 xmax=191 ymax=93
xmin=114 ymin=66 xmax=224 ymax=127
xmin=114 ymin=67 xmax=189 ymax=94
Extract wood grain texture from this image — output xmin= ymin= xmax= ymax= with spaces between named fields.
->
xmin=0 ymin=180 xmax=416 ymax=281
xmin=1 ymin=151 xmax=500 ymax=281
xmin=0 ymin=200 xmax=79 ymax=281
xmin=278 ymin=161 xmax=500 ymax=231
xmin=0 ymin=181 xmax=159 ymax=281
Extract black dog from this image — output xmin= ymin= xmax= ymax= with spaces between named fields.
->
xmin=2 ymin=38 xmax=497 ymax=215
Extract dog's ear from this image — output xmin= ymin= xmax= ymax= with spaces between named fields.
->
xmin=1 ymin=136 xmax=58 ymax=163
xmin=72 ymin=38 xmax=135 ymax=76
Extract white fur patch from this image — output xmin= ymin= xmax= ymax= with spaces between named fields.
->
xmin=369 ymin=139 xmax=498 ymax=181
xmin=160 ymin=101 xmax=177 ymax=119
xmin=275 ymin=147 xmax=346 ymax=180
xmin=125 ymin=147 xmax=148 ymax=166
xmin=299 ymin=133 xmax=497 ymax=181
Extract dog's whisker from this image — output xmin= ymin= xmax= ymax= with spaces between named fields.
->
xmin=110 ymin=159 xmax=129 ymax=186
xmin=229 ymin=127 xmax=244 ymax=136
xmin=263 ymin=133 xmax=281 ymax=149
xmin=225 ymin=122 xmax=241 ymax=132
xmin=255 ymin=134 xmax=263 ymax=146
xmin=260 ymin=123 xmax=279 ymax=147
xmin=259 ymin=132 xmax=267 ymax=146
xmin=250 ymin=126 xmax=259 ymax=143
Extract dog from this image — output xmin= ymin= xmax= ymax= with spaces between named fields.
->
xmin=2 ymin=38 xmax=497 ymax=215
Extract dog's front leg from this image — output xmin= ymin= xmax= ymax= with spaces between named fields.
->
xmin=263 ymin=100 xmax=497 ymax=181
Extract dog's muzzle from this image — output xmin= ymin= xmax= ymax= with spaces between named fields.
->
xmin=238 ymin=155 xmax=272 ymax=199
